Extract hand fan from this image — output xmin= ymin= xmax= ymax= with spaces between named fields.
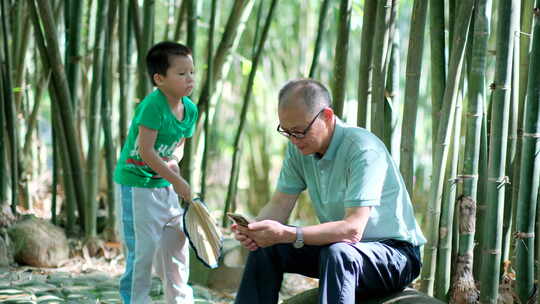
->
xmin=182 ymin=198 xmax=223 ymax=269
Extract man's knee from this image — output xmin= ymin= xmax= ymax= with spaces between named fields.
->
xmin=247 ymin=244 xmax=282 ymax=263
xmin=320 ymin=242 xmax=359 ymax=265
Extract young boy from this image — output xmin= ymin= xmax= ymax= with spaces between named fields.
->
xmin=114 ymin=41 xmax=197 ymax=304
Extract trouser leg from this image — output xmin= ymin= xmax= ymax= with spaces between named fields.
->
xmin=318 ymin=240 xmax=421 ymax=304
xmin=154 ymin=213 xmax=193 ymax=304
xmin=118 ymin=186 xmax=162 ymax=304
xmin=234 ymin=244 xmax=321 ymax=304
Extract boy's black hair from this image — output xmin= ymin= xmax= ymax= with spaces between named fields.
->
xmin=146 ymin=41 xmax=192 ymax=86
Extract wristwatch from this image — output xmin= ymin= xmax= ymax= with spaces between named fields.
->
xmin=293 ymin=226 xmax=304 ymax=248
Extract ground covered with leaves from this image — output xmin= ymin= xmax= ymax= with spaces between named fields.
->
xmin=0 ymin=239 xmax=318 ymax=303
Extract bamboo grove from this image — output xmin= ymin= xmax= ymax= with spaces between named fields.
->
xmin=0 ymin=0 xmax=539 ymax=303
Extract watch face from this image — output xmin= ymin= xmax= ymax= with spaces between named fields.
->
xmin=293 ymin=241 xmax=304 ymax=249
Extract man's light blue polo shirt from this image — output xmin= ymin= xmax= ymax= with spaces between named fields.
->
xmin=276 ymin=118 xmax=427 ymax=246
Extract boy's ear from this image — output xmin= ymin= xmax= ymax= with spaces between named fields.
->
xmin=153 ymin=73 xmax=163 ymax=85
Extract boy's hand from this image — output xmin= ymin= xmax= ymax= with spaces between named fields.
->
xmin=173 ymin=179 xmax=192 ymax=203
xmin=167 ymin=159 xmax=180 ymax=174
xmin=166 ymin=159 xmax=192 ymax=202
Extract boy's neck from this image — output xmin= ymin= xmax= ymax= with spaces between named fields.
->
xmin=158 ymin=88 xmax=183 ymax=107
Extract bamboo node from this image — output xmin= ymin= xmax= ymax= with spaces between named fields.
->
xmin=518 ymin=31 xmax=532 ymax=38
xmin=466 ymin=112 xmax=483 ymax=117
xmin=448 ymin=177 xmax=461 ymax=184
xmin=523 ymin=132 xmax=540 ymax=138
xmin=534 ymin=7 xmax=540 ymax=16
xmin=487 ymin=176 xmax=510 ymax=187
xmin=514 ymin=232 xmax=534 ymax=239
xmin=489 ymin=83 xmax=509 ymax=90
xmin=457 ymin=174 xmax=478 ymax=180
xmin=484 ymin=249 xmax=500 ymax=254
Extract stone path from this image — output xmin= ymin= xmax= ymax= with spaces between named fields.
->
xmin=0 ymin=268 xmax=234 ymax=304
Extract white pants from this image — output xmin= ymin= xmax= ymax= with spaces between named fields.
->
xmin=116 ymin=184 xmax=193 ymax=304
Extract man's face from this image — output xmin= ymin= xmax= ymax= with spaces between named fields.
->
xmin=277 ymin=104 xmax=327 ymax=155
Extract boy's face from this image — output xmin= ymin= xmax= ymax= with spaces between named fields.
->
xmin=154 ymin=55 xmax=195 ymax=99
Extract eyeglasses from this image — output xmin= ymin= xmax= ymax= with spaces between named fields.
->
xmin=276 ymin=109 xmax=325 ymax=139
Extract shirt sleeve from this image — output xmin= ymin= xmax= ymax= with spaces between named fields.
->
xmin=134 ymin=101 xmax=162 ymax=130
xmin=276 ymin=143 xmax=306 ymax=195
xmin=344 ymin=149 xmax=388 ymax=207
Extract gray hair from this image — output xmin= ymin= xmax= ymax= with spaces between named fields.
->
xmin=278 ymin=79 xmax=332 ymax=115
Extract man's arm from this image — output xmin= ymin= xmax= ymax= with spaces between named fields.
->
xmin=256 ymin=191 xmax=299 ymax=222
xmin=238 ymin=206 xmax=372 ymax=248
xmin=300 ymin=206 xmax=371 ymax=245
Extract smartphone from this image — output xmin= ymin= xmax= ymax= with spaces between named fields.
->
xmin=227 ymin=212 xmax=250 ymax=227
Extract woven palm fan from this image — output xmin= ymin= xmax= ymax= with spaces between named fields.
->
xmin=182 ymin=198 xmax=223 ymax=269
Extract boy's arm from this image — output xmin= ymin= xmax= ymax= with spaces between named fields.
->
xmin=138 ymin=125 xmax=192 ymax=202
xmin=171 ymin=138 xmax=186 ymax=162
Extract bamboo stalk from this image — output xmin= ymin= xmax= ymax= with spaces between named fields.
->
xmin=509 ymin=0 xmax=535 ymax=276
xmin=137 ymin=0 xmax=154 ymax=99
xmin=65 ymin=0 xmax=83 ymax=109
xmin=509 ymin=0 xmax=535 ymax=263
xmin=462 ymin=0 xmax=491 ymax=283
xmin=308 ymin=0 xmax=330 ymax=78
xmin=399 ymin=0 xmax=428 ymax=194
xmin=370 ymin=0 xmax=393 ymax=142
xmin=0 ymin=23 xmax=6 ymax=206
xmin=479 ymin=1 xmax=519 ymax=302
xmin=435 ymin=88 xmax=463 ymax=300
xmin=331 ymin=0 xmax=351 ymax=118
xmin=186 ymin=0 xmax=197 ymax=59
xmin=420 ymin=0 xmax=475 ymax=295
xmin=101 ymin=0 xmax=117 ymax=241
xmin=514 ymin=3 xmax=540 ymax=302
xmin=200 ymin=0 xmax=217 ymax=200
xmin=223 ymin=0 xmax=279 ymax=227
xmin=28 ymin=0 xmax=78 ymax=234
xmin=23 ymin=73 xmax=49 ymax=156
xmin=173 ymin=0 xmax=187 ymax=42
xmin=1 ymin=0 xmax=19 ymax=214
xmin=429 ymin=0 xmax=447 ymax=156
xmin=85 ymin=0 xmax=108 ymax=238
xmin=501 ymin=14 xmax=521 ymax=263
xmin=118 ymin=0 xmax=130 ymax=146
xmin=385 ymin=29 xmax=399 ymax=157
xmin=182 ymin=0 xmax=196 ymax=185
xmin=32 ymin=0 xmax=87 ymax=223
xmin=356 ymin=0 xmax=377 ymax=129
xmin=197 ymin=0 xmax=255 ymax=116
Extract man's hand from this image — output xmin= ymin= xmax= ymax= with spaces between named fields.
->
xmin=232 ymin=224 xmax=259 ymax=251
xmin=237 ymin=220 xmax=294 ymax=248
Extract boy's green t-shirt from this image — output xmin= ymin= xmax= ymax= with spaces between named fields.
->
xmin=114 ymin=89 xmax=198 ymax=188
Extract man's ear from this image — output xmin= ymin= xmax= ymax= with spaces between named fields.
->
xmin=322 ymin=107 xmax=334 ymax=120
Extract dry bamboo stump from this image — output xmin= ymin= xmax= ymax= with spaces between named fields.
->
xmin=283 ymin=287 xmax=445 ymax=304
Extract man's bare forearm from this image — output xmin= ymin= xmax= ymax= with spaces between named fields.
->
xmin=255 ymin=191 xmax=298 ymax=223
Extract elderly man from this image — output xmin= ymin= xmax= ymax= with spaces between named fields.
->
xmin=232 ymin=79 xmax=426 ymax=304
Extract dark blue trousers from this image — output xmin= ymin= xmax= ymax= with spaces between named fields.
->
xmin=234 ymin=240 xmax=421 ymax=304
